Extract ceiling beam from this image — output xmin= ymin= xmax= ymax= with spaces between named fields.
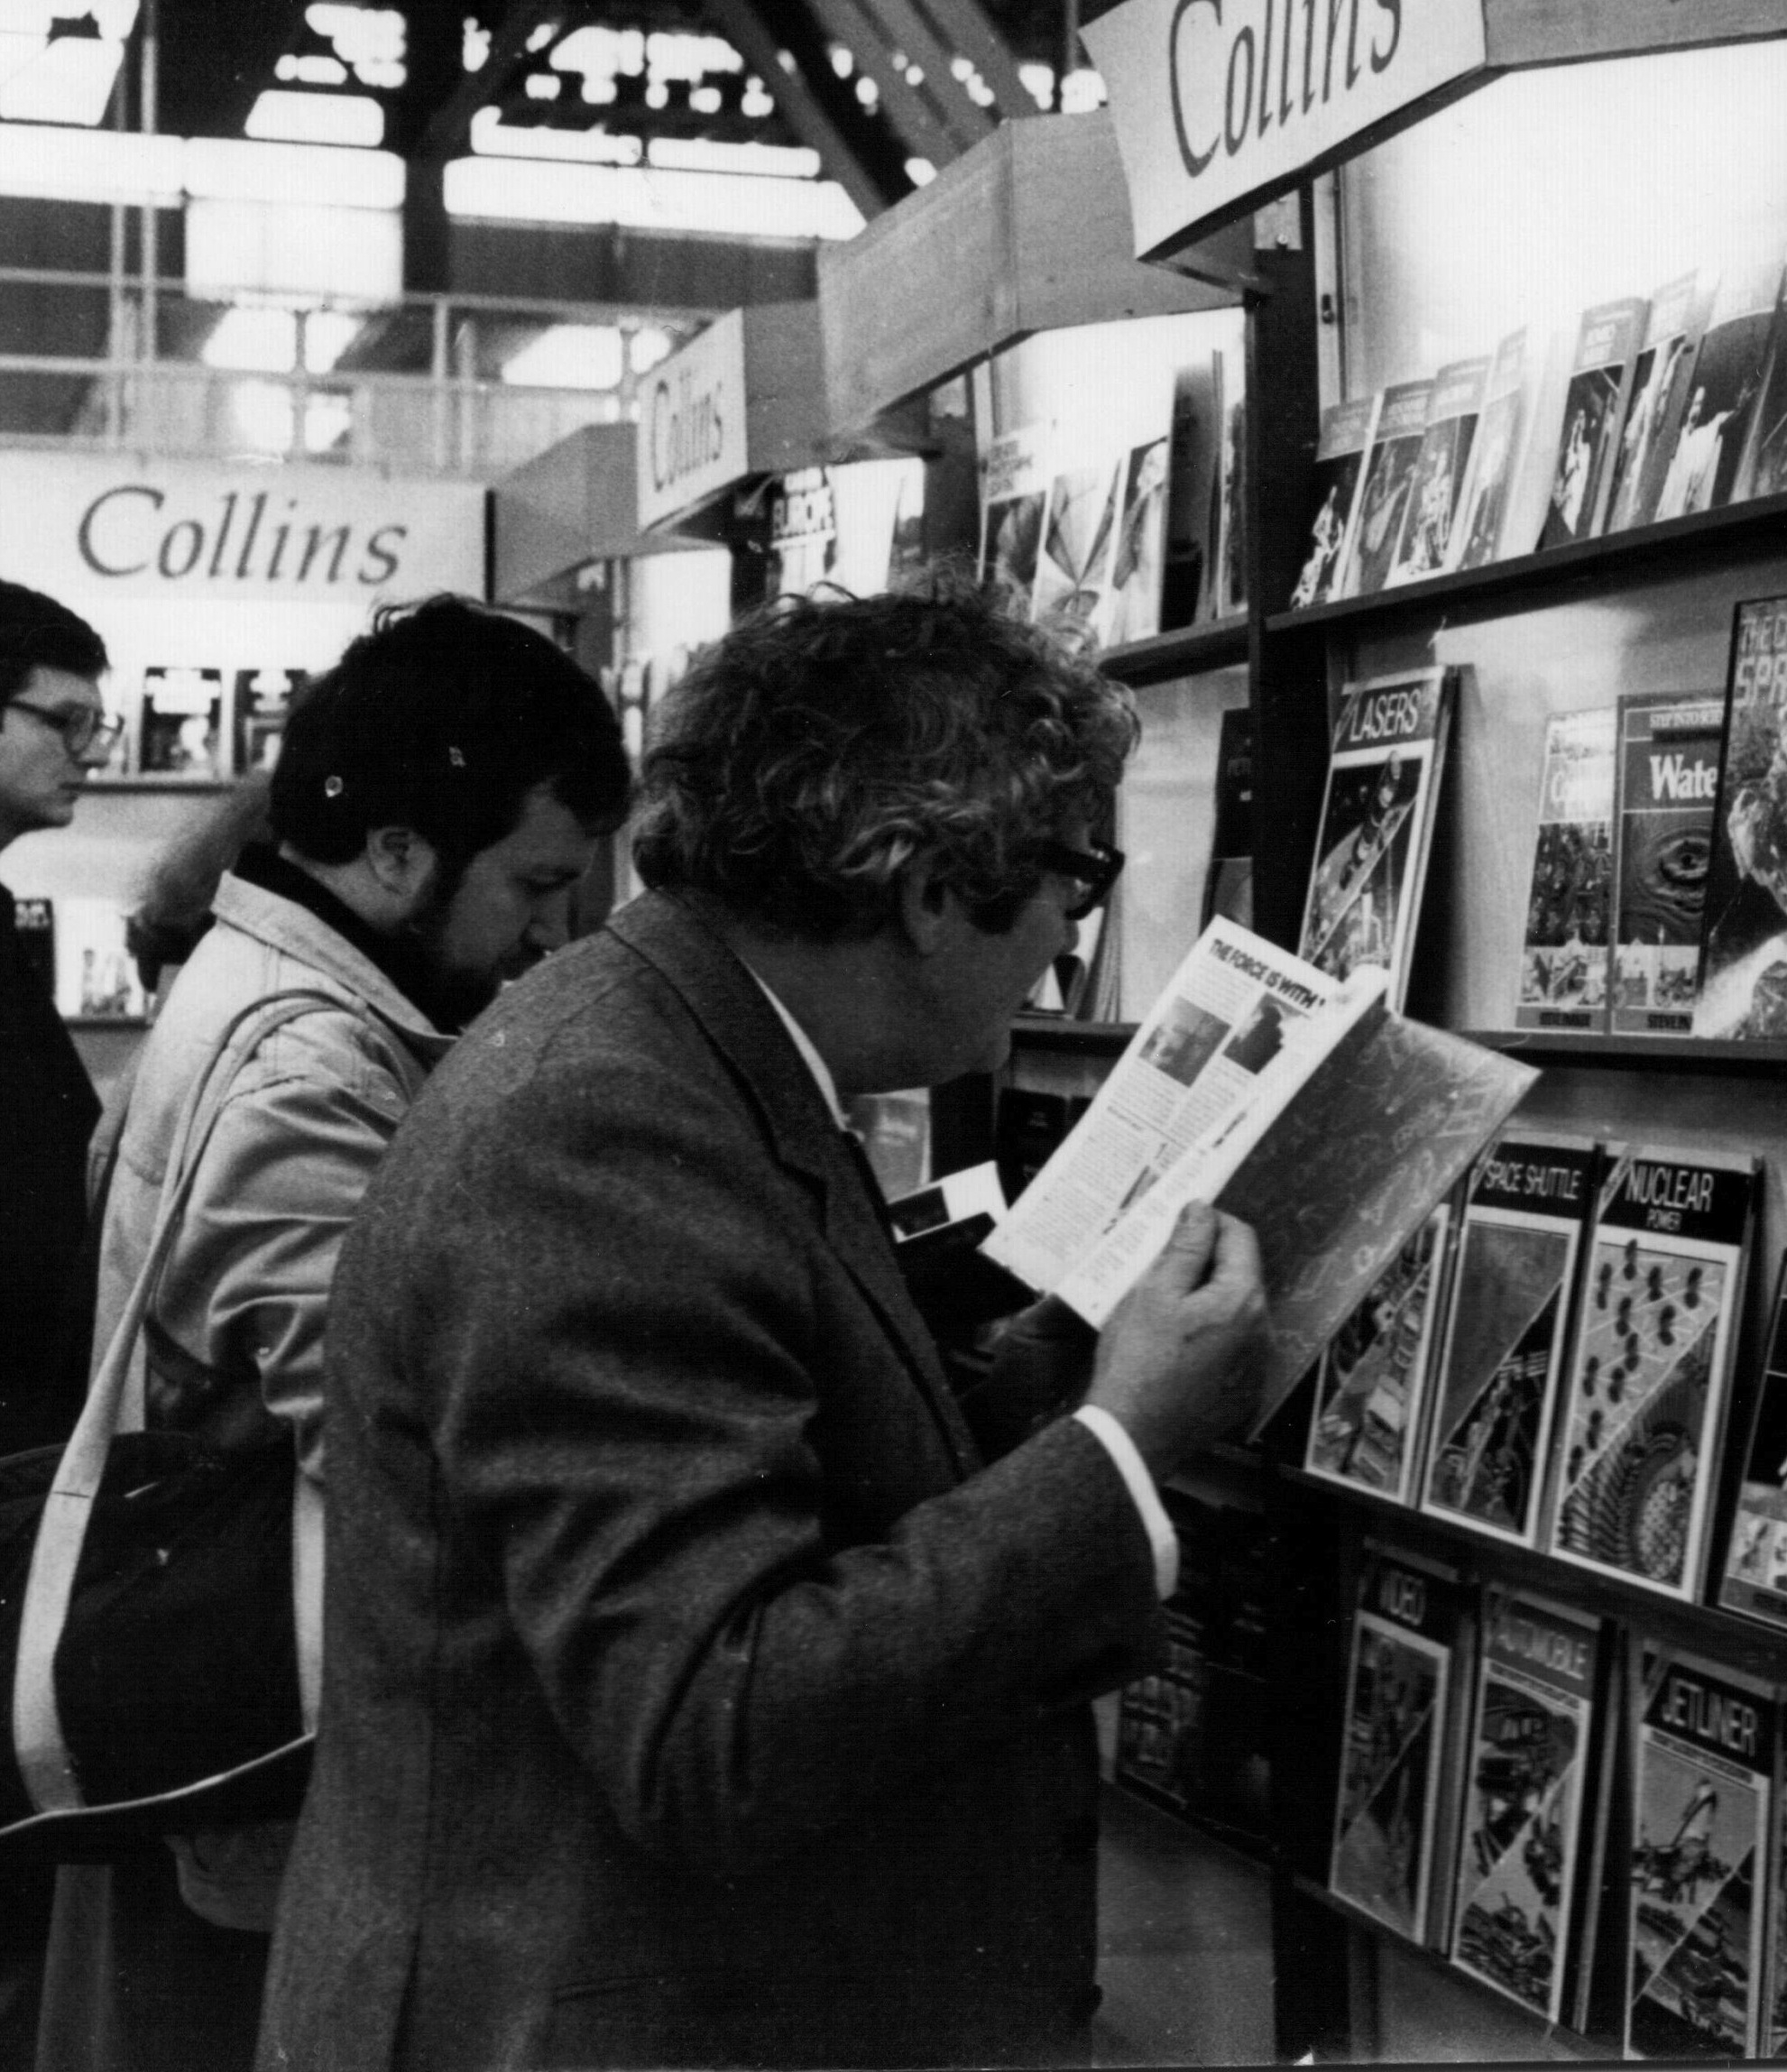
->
xmin=806 ymin=0 xmax=965 ymax=168
xmin=910 ymin=0 xmax=1035 ymax=119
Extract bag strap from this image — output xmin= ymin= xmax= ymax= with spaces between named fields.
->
xmin=13 ymin=989 xmax=341 ymax=1816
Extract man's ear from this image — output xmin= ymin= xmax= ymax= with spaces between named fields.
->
xmin=896 ymin=857 xmax=953 ymax=956
xmin=364 ymin=824 xmax=440 ymax=916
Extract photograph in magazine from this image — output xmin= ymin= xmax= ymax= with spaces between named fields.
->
xmin=1331 ymin=1615 xmax=1448 ymax=1939
xmin=978 ymin=424 xmax=1049 ymax=613
xmin=1517 ymin=707 xmax=1615 ymax=1032
xmin=1609 ymin=692 xmax=1723 ymax=1037
xmin=1032 ymin=456 xmax=1119 ymax=635
xmin=1718 ymin=1251 xmax=1787 ymax=1630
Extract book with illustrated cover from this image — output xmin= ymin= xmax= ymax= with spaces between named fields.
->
xmin=1330 ymin=1545 xmax=1476 ymax=1946
xmin=1298 ymin=667 xmax=1455 ymax=1010
xmin=1693 ymin=595 xmax=1787 ymax=1039
xmin=1419 ymin=1134 xmax=1599 ymax=1549
xmin=231 ymin=668 xmax=303 ymax=778
xmin=1539 ymin=297 xmax=1649 ymax=551
xmin=1545 ymin=1145 xmax=1758 ymax=1604
xmin=1655 ymin=254 xmax=1785 ymax=519
xmin=981 ymin=916 xmax=1534 ymax=1428
xmin=1304 ymin=1195 xmax=1457 ymax=1507
xmin=1516 ymin=706 xmax=1615 ymax=1032
xmin=1287 ymin=392 xmax=1380 ymax=610
xmin=1609 ymin=690 xmax=1725 ymax=1037
xmin=1343 ymin=379 xmax=1434 ymax=598
xmin=52 ymin=898 xmax=146 ymax=1021
xmin=135 ymin=667 xmax=225 ymax=779
xmin=1102 ymin=432 xmax=1172 ymax=648
xmin=1386 ymin=356 xmax=1488 ymax=585
xmin=1628 ymin=1644 xmax=1776 ymax=2058
xmin=1201 ymin=704 xmax=1253 ymax=931
xmin=978 ymin=422 xmax=1049 ymax=614
xmin=1161 ymin=355 xmax=1222 ymax=629
xmin=1607 ymin=272 xmax=1706 ymax=532
xmin=1213 ymin=344 xmax=1248 ymax=620
xmin=12 ymin=894 xmax=52 ymax=997
xmin=1733 ymin=262 xmax=1787 ymax=505
xmin=1719 ymin=1251 xmax=1787 ymax=1633
xmin=1450 ymin=1589 xmax=1610 ymax=2024
xmin=1453 ymin=328 xmax=1528 ymax=571
xmin=1033 ymin=449 xmax=1121 ymax=637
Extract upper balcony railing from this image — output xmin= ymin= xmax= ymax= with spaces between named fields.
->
xmin=0 ymin=267 xmax=707 ymax=478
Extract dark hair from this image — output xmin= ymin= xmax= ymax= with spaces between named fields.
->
xmin=0 ymin=579 xmax=108 ymax=702
xmin=631 ymin=567 xmax=1138 ymax=940
xmin=271 ymin=595 xmax=630 ymax=870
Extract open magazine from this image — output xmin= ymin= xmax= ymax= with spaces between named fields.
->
xmin=981 ymin=918 xmax=1535 ymax=1426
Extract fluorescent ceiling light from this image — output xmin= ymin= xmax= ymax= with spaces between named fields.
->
xmin=245 ymin=89 xmax=384 ymax=147
xmin=304 ymin=308 xmax=361 ymax=371
xmin=202 ymin=306 xmax=297 ymax=373
xmin=0 ymin=123 xmax=180 ymax=202
xmin=186 ymin=195 xmax=401 ymax=306
xmin=0 ymin=29 xmax=125 ymax=127
xmin=646 ymin=137 xmax=820 ymax=179
xmin=469 ymin=106 xmax=641 ymax=164
xmin=184 ymin=134 xmax=403 ymax=208
xmin=445 ymin=155 xmax=864 ymax=241
xmin=275 ymin=54 xmax=349 ymax=87
xmin=502 ymin=324 xmax=624 ymax=390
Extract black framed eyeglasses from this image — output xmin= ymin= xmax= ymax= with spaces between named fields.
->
xmin=1035 ymin=839 xmax=1125 ymax=922
xmin=7 ymin=699 xmax=124 ymax=760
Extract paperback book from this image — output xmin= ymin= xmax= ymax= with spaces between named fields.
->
xmin=1733 ymin=262 xmax=1787 ymax=504
xmin=135 ymin=666 xmax=225 ymax=779
xmin=1344 ymin=379 xmax=1434 ymax=597
xmin=52 ymin=898 xmax=146 ymax=1021
xmin=1539 ymin=297 xmax=1648 ymax=550
xmin=1386 ymin=356 xmax=1488 ymax=584
xmin=1200 ymin=704 xmax=1254 ymax=931
xmin=981 ymin=916 xmax=1534 ymax=1427
xmin=1453 ymin=328 xmax=1528 ymax=572
xmin=1695 ymin=594 xmax=1787 ymax=1038
xmin=1297 ymin=667 xmax=1455 ymax=1010
xmin=1719 ymin=1250 xmax=1787 ymax=1632
xmin=1304 ymin=1196 xmax=1457 ymax=1507
xmin=1329 ymin=1545 xmax=1475 ymax=1946
xmin=1212 ymin=342 xmax=1248 ymax=620
xmin=1450 ymin=1588 xmax=1609 ymax=2024
xmin=1627 ymin=1645 xmax=1776 ymax=2058
xmin=1160 ymin=355 xmax=1222 ymax=628
xmin=1545 ymin=1145 xmax=1758 ymax=1604
xmin=1287 ymin=392 xmax=1379 ymax=610
xmin=1515 ymin=705 xmax=1616 ymax=1033
xmin=1606 ymin=272 xmax=1705 ymax=533
xmin=1609 ymin=690 xmax=1725 ymax=1037
xmin=1419 ymin=1133 xmax=1600 ymax=1550
xmin=1655 ymin=254 xmax=1784 ymax=519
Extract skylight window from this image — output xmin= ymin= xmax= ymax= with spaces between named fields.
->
xmin=0 ymin=2 xmax=138 ymax=128
xmin=246 ymin=89 xmax=384 ymax=147
xmin=502 ymin=324 xmax=625 ymax=391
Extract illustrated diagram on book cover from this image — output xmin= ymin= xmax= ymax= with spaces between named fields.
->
xmin=1627 ymin=1652 xmax=1774 ymax=2058
xmin=1695 ymin=596 xmax=1787 ymax=1038
xmin=1547 ymin=1151 xmax=1755 ymax=1602
xmin=1610 ymin=692 xmax=1723 ymax=1037
xmin=1451 ymin=1592 xmax=1603 ymax=2022
xmin=1306 ymin=1202 xmax=1453 ymax=1506
xmin=1331 ymin=1607 xmax=1449 ymax=1938
xmin=1299 ymin=668 xmax=1453 ymax=1008
xmin=1517 ymin=707 xmax=1615 ymax=1032
xmin=1718 ymin=1252 xmax=1787 ymax=1631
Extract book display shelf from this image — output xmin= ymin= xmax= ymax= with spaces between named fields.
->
xmin=820 ymin=14 xmax=1787 ymax=2063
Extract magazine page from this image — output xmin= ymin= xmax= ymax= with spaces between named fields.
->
xmin=1694 ymin=594 xmax=1787 ymax=1038
xmin=1419 ymin=1134 xmax=1600 ymax=1550
xmin=1609 ymin=690 xmax=1725 ymax=1037
xmin=1304 ymin=1196 xmax=1457 ymax=1507
xmin=1545 ymin=1146 xmax=1758 ymax=1603
xmin=1451 ymin=1589 xmax=1607 ymax=2023
xmin=1515 ymin=705 xmax=1616 ymax=1033
xmin=1628 ymin=1646 xmax=1775 ymax=2058
xmin=1297 ymin=667 xmax=1455 ymax=1011
xmin=1718 ymin=1249 xmax=1787 ymax=1632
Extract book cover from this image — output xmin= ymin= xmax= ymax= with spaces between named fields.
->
xmin=1453 ymin=328 xmax=1528 ymax=572
xmin=231 ymin=668 xmax=303 ymax=778
xmin=1103 ymin=433 xmax=1172 ymax=648
xmin=1546 ymin=1146 xmax=1758 ymax=1604
xmin=1450 ymin=1589 xmax=1609 ymax=2024
xmin=1419 ymin=1134 xmax=1599 ymax=1549
xmin=1304 ymin=1195 xmax=1457 ymax=1507
xmin=1033 ymin=451 xmax=1122 ymax=637
xmin=1733 ymin=260 xmax=1787 ymax=504
xmin=1515 ymin=705 xmax=1616 ymax=1033
xmin=1609 ymin=690 xmax=1725 ymax=1037
xmin=1628 ymin=1645 xmax=1776 ymax=2058
xmin=135 ymin=667 xmax=225 ymax=779
xmin=1213 ymin=345 xmax=1248 ymax=620
xmin=1161 ymin=356 xmax=1221 ymax=629
xmin=1201 ymin=704 xmax=1254 ymax=932
xmin=52 ymin=897 xmax=146 ymax=1021
xmin=1343 ymin=379 xmax=1434 ymax=597
xmin=1655 ymin=255 xmax=1785 ymax=519
xmin=12 ymin=894 xmax=52 ymax=997
xmin=978 ymin=422 xmax=1050 ymax=615
xmin=1330 ymin=1545 xmax=1474 ymax=1945
xmin=1693 ymin=595 xmax=1787 ymax=1038
xmin=1539 ymin=297 xmax=1649 ymax=551
xmin=1298 ymin=667 xmax=1455 ymax=1011
xmin=1287 ymin=392 xmax=1380 ymax=610
xmin=1607 ymin=272 xmax=1705 ymax=532
xmin=1718 ymin=1250 xmax=1787 ymax=1633
xmin=1386 ymin=356 xmax=1488 ymax=585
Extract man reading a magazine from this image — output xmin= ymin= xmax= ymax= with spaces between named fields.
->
xmin=259 ymin=572 xmax=1267 ymax=2072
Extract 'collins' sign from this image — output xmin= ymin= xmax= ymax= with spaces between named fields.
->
xmin=1082 ymin=0 xmax=1489 ymax=259
xmin=637 ymin=308 xmax=750 ymax=532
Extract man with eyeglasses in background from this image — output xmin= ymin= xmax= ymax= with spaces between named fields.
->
xmin=0 ymin=576 xmax=119 ymax=2063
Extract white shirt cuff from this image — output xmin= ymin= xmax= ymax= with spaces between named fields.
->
xmin=1073 ymin=1404 xmax=1179 ymax=1600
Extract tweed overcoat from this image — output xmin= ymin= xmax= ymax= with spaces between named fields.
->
xmin=258 ymin=889 xmax=1165 ymax=2071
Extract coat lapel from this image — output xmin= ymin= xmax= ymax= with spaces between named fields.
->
xmin=607 ymin=895 xmax=981 ymax=1477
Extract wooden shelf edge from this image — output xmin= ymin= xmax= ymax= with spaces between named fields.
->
xmin=1008 ymin=1013 xmax=1138 ymax=1054
xmin=1101 ymin=616 xmax=1250 ymax=686
xmin=1459 ymin=1027 xmax=1787 ymax=1073
xmin=1264 ymin=490 xmax=1787 ymax=636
